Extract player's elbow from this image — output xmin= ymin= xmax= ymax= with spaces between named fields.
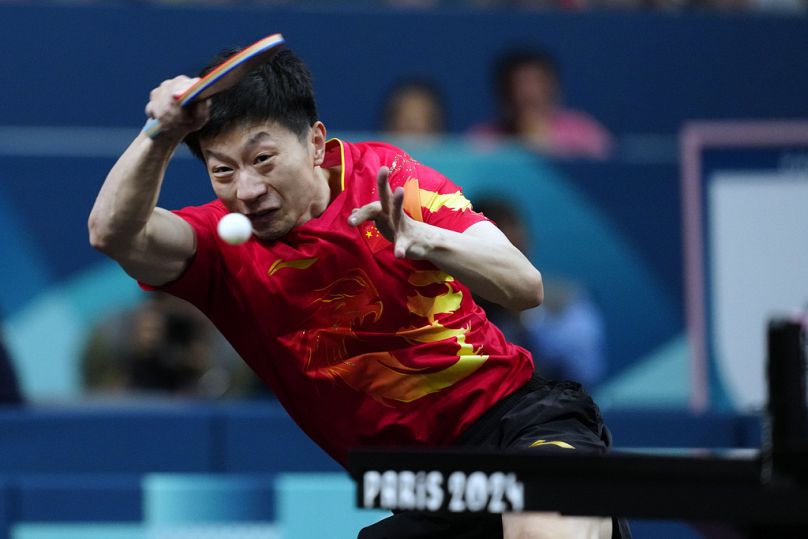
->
xmin=88 ymin=213 xmax=110 ymax=252
xmin=87 ymin=212 xmax=113 ymax=253
xmin=88 ymin=211 xmax=128 ymax=255
xmin=503 ymin=268 xmax=543 ymax=311
xmin=521 ymin=268 xmax=544 ymax=310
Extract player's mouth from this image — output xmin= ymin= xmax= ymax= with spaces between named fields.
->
xmin=248 ymin=208 xmax=279 ymax=226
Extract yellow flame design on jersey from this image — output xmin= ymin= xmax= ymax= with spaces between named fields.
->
xmin=268 ymin=257 xmax=318 ymax=276
xmin=419 ymin=190 xmax=473 ymax=213
xmin=402 ymin=178 xmax=473 ymax=223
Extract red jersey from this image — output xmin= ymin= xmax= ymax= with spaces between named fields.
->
xmin=146 ymin=139 xmax=533 ymax=464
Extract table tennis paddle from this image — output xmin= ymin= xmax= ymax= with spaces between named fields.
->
xmin=143 ymin=33 xmax=286 ymax=138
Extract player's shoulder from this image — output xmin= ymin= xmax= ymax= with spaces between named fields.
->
xmin=177 ymin=198 xmax=227 ymax=215
xmin=173 ymin=199 xmax=228 ymax=228
xmin=342 ymin=139 xmax=412 ymax=192
xmin=341 ymin=139 xmax=455 ymax=194
xmin=346 ymin=139 xmax=411 ymax=165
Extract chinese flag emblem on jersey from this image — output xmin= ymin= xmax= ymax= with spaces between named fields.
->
xmin=361 ymin=222 xmax=390 ymax=253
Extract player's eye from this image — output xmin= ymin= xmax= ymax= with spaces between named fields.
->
xmin=254 ymin=154 xmax=273 ymax=165
xmin=211 ymin=165 xmax=233 ymax=177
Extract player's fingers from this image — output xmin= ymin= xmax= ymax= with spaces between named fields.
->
xmin=391 ymin=186 xmax=405 ymax=230
xmin=348 ymin=202 xmax=382 ymax=226
xmin=376 ymin=167 xmax=393 ymax=215
xmin=394 ymin=245 xmax=406 ymax=259
xmin=171 ymin=77 xmax=200 ymax=100
xmin=148 ymin=76 xmax=196 ymax=109
xmin=393 ymin=234 xmax=412 ymax=259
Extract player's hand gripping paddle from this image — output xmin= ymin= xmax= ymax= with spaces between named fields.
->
xmin=143 ymin=33 xmax=285 ymax=138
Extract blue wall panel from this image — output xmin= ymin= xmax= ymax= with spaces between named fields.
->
xmin=16 ymin=475 xmax=141 ymax=522
xmin=1 ymin=5 xmax=806 ymax=134
xmin=0 ymin=479 xmax=11 ymax=539
xmin=215 ymin=405 xmax=340 ymax=473
xmin=604 ymin=409 xmax=759 ymax=449
xmin=0 ymin=406 xmax=215 ymax=474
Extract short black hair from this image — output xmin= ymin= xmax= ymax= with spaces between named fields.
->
xmin=184 ymin=47 xmax=318 ymax=160
xmin=494 ymin=48 xmax=559 ymax=103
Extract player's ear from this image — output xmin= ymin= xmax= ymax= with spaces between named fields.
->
xmin=311 ymin=121 xmax=327 ymax=166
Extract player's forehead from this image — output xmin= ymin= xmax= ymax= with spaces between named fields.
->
xmin=200 ymin=121 xmax=299 ymax=158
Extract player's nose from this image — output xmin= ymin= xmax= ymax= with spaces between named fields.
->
xmin=235 ymin=171 xmax=268 ymax=202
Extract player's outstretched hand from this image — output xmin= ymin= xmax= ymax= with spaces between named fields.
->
xmin=348 ymin=166 xmax=435 ymax=260
xmin=144 ymin=76 xmax=210 ymax=139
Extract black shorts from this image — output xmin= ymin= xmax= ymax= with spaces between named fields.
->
xmin=358 ymin=376 xmax=632 ymax=539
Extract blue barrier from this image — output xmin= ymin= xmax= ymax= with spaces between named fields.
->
xmin=0 ymin=478 xmax=11 ymax=539
xmin=215 ymin=405 xmax=340 ymax=474
xmin=12 ymin=523 xmax=145 ymax=539
xmin=0 ymin=405 xmax=215 ymax=474
xmin=0 ymin=403 xmax=762 ymax=476
xmin=0 ymin=402 xmax=764 ymax=538
xmin=604 ymin=409 xmax=761 ymax=449
xmin=143 ymin=474 xmax=274 ymax=524
xmin=275 ymin=473 xmax=387 ymax=538
xmin=15 ymin=475 xmax=141 ymax=523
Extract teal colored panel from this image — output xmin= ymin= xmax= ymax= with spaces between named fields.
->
xmin=13 ymin=523 xmax=144 ymax=539
xmin=5 ymin=260 xmax=144 ymax=400
xmin=593 ymin=334 xmax=690 ymax=409
xmin=276 ymin=473 xmax=388 ymax=538
xmin=0 ymin=190 xmax=51 ymax=314
xmin=148 ymin=524 xmax=279 ymax=538
xmin=5 ymin=292 xmax=83 ymax=399
xmin=143 ymin=474 xmax=274 ymax=524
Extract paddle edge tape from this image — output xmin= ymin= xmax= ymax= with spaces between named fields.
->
xmin=178 ymin=33 xmax=286 ymax=106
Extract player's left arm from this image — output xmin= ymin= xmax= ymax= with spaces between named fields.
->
xmin=349 ymin=167 xmax=543 ymax=311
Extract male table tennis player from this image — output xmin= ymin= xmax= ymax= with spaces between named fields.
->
xmin=89 ymin=46 xmax=629 ymax=539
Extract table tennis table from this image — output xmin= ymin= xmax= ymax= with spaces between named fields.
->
xmin=348 ymin=320 xmax=808 ymax=538
xmin=348 ymin=446 xmax=807 ymax=537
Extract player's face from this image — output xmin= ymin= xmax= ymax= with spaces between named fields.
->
xmin=201 ymin=122 xmax=330 ymax=241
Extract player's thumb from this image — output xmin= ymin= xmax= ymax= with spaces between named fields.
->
xmin=348 ymin=202 xmax=382 ymax=227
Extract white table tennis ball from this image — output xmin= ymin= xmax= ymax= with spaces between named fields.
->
xmin=217 ymin=212 xmax=253 ymax=245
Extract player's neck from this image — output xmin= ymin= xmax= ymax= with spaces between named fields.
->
xmin=307 ymin=165 xmax=340 ymax=219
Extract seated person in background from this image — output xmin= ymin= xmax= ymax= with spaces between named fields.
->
xmin=82 ymin=292 xmax=264 ymax=399
xmin=471 ymin=48 xmax=614 ymax=159
xmin=381 ymin=79 xmax=447 ymax=137
xmin=473 ymin=198 xmax=607 ymax=389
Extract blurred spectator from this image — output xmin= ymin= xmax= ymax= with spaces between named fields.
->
xmin=471 ymin=48 xmax=614 ymax=159
xmin=0 ymin=326 xmax=23 ymax=405
xmin=381 ymin=79 xmax=447 ymax=137
xmin=82 ymin=292 xmax=265 ymax=399
xmin=474 ymin=197 xmax=607 ymax=388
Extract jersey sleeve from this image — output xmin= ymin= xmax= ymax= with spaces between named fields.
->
xmin=138 ymin=201 xmax=226 ymax=311
xmin=387 ymin=154 xmax=488 ymax=233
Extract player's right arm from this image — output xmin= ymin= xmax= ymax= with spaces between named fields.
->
xmin=88 ymin=77 xmax=208 ymax=287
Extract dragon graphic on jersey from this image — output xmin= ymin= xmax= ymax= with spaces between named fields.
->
xmin=301 ymin=268 xmax=488 ymax=404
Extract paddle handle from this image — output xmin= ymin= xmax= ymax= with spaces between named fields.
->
xmin=142 ymin=93 xmax=185 ymax=139
xmin=142 ymin=117 xmax=163 ymax=139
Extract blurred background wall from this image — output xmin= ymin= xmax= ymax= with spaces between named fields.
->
xmin=0 ymin=2 xmax=807 ymax=538
xmin=2 ymin=2 xmax=806 ymax=404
